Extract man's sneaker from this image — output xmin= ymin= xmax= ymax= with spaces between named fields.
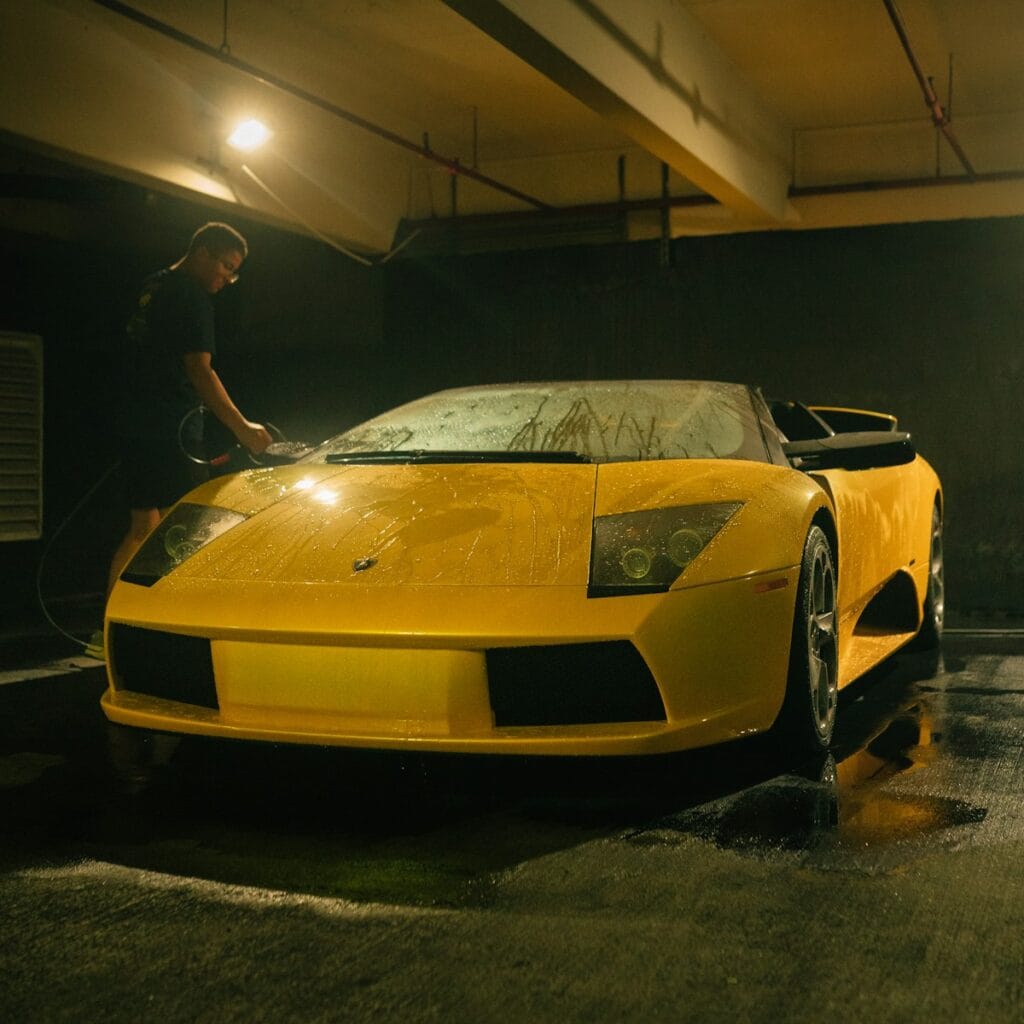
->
xmin=84 ymin=629 xmax=105 ymax=661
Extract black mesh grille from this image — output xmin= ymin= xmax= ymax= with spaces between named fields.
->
xmin=486 ymin=641 xmax=665 ymax=727
xmin=109 ymin=624 xmax=218 ymax=710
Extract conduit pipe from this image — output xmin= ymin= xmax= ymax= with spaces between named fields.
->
xmin=90 ymin=0 xmax=550 ymax=210
xmin=400 ymin=168 xmax=1024 ymax=233
xmin=881 ymin=0 xmax=976 ymax=177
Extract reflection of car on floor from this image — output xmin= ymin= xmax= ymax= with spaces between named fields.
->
xmin=102 ymin=380 xmax=943 ymax=756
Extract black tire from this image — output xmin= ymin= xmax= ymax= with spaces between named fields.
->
xmin=914 ymin=502 xmax=944 ymax=649
xmin=773 ymin=524 xmax=839 ymax=753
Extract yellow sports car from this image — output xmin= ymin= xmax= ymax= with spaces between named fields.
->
xmin=102 ymin=381 xmax=943 ymax=756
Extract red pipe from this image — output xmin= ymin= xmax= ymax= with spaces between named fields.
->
xmin=881 ymin=0 xmax=976 ymax=177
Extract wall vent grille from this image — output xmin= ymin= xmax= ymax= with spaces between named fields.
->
xmin=0 ymin=333 xmax=43 ymax=542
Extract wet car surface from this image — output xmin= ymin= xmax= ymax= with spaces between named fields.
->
xmin=2 ymin=631 xmax=1023 ymax=1022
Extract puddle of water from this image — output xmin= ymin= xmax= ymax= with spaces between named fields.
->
xmin=837 ymin=793 xmax=986 ymax=845
xmin=629 ymin=773 xmax=838 ymax=853
xmin=632 ymin=702 xmax=988 ymax=858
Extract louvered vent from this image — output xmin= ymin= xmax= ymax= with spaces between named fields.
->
xmin=0 ymin=333 xmax=43 ymax=541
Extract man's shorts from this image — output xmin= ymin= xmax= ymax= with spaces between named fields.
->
xmin=119 ymin=434 xmax=208 ymax=510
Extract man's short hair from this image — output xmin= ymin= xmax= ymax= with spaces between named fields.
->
xmin=187 ymin=222 xmax=248 ymax=260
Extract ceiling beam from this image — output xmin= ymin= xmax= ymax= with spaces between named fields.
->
xmin=443 ymin=0 xmax=795 ymax=222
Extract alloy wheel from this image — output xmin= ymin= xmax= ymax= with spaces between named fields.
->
xmin=807 ymin=542 xmax=838 ymax=738
xmin=929 ymin=506 xmax=945 ymax=633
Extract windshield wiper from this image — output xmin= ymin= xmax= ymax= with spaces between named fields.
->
xmin=324 ymin=449 xmax=591 ymax=465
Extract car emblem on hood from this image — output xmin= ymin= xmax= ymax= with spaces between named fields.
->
xmin=353 ymin=557 xmax=377 ymax=573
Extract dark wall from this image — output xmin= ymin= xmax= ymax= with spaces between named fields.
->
xmin=0 ymin=186 xmax=383 ymax=624
xmin=384 ymin=218 xmax=1024 ymax=618
xmin=2 ymin=191 xmax=1021 ymax=625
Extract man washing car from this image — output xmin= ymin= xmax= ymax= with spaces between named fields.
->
xmin=107 ymin=221 xmax=272 ymax=598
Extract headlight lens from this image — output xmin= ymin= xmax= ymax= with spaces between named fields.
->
xmin=588 ymin=502 xmax=743 ymax=597
xmin=120 ymin=503 xmax=248 ymax=586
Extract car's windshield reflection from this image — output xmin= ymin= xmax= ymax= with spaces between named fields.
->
xmin=309 ymin=380 xmax=770 ymax=464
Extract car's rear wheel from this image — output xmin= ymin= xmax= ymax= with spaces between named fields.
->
xmin=774 ymin=525 xmax=838 ymax=753
xmin=915 ymin=502 xmax=944 ymax=649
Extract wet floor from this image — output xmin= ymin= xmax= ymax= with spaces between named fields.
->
xmin=0 ymin=634 xmax=1017 ymax=900
xmin=2 ymin=631 xmax=1024 ymax=1022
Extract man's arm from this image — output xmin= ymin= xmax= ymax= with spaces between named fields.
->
xmin=182 ymin=351 xmax=272 ymax=454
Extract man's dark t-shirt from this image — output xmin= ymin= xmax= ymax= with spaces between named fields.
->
xmin=117 ymin=268 xmax=216 ymax=508
xmin=120 ymin=268 xmax=216 ymax=438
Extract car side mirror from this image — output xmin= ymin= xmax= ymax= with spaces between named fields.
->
xmin=782 ymin=430 xmax=916 ymax=470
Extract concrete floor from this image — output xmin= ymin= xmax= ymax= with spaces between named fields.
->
xmin=1 ymin=631 xmax=1023 ymax=1022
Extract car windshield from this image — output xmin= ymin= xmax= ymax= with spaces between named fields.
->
xmin=309 ymin=380 xmax=769 ymax=464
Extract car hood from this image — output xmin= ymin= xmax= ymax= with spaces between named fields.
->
xmin=167 ymin=458 xmax=815 ymax=588
xmin=172 ymin=463 xmax=598 ymax=586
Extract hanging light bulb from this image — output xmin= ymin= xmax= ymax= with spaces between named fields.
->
xmin=226 ymin=119 xmax=272 ymax=152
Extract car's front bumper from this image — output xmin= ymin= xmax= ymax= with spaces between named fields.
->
xmin=102 ymin=570 xmax=799 ymax=755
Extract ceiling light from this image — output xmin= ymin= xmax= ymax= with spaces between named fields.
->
xmin=227 ymin=119 xmax=272 ymax=152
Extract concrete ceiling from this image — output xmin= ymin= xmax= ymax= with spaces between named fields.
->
xmin=1 ymin=0 xmax=1022 ymax=256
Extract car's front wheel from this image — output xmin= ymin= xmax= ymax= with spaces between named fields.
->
xmin=774 ymin=524 xmax=838 ymax=753
xmin=915 ymin=501 xmax=944 ymax=649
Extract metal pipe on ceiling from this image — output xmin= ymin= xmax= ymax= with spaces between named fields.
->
xmin=881 ymin=0 xmax=976 ymax=178
xmin=399 ymin=167 xmax=1024 ymax=233
xmin=90 ymin=0 xmax=550 ymax=210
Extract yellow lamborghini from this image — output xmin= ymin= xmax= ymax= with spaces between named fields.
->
xmin=102 ymin=381 xmax=943 ymax=756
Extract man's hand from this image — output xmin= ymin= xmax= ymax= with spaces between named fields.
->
xmin=182 ymin=352 xmax=272 ymax=455
xmin=237 ymin=421 xmax=273 ymax=455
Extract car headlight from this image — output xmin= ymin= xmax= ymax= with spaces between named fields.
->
xmin=588 ymin=502 xmax=743 ymax=597
xmin=120 ymin=502 xmax=249 ymax=586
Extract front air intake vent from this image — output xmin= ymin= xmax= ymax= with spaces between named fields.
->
xmin=487 ymin=641 xmax=665 ymax=727
xmin=0 ymin=333 xmax=43 ymax=542
xmin=109 ymin=624 xmax=218 ymax=710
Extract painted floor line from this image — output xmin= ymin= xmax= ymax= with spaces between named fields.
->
xmin=0 ymin=657 xmax=104 ymax=686
xmin=17 ymin=860 xmax=450 ymax=920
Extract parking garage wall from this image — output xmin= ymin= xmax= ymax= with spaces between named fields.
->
xmin=0 ymin=197 xmax=382 ymax=631
xmin=382 ymin=216 xmax=1024 ymax=621
xmin=2 ymin=206 xmax=1021 ymax=628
